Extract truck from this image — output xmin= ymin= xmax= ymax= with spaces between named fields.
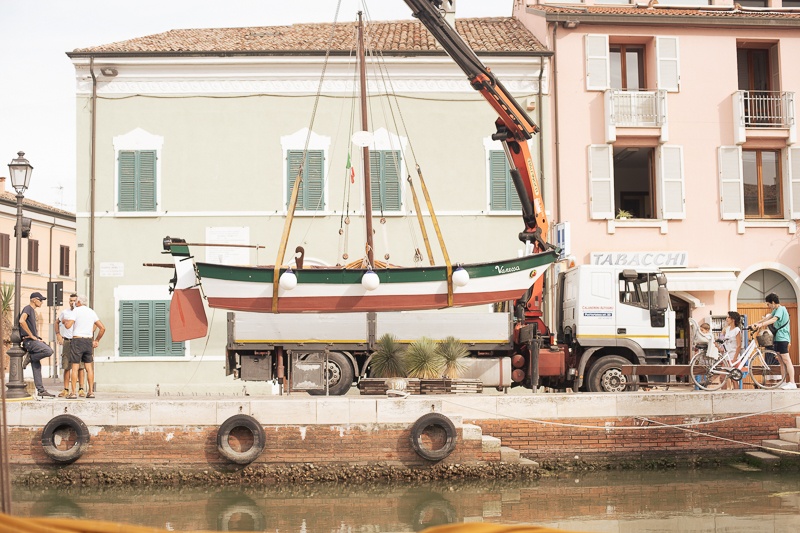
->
xmin=225 ymin=264 xmax=676 ymax=394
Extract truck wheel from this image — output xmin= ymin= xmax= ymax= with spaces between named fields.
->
xmin=308 ymin=351 xmax=354 ymax=396
xmin=586 ymin=356 xmax=638 ymax=393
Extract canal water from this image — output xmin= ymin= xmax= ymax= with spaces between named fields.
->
xmin=11 ymin=468 xmax=800 ymax=532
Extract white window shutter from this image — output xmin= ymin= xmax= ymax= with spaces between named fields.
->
xmin=718 ymin=146 xmax=743 ymax=220
xmin=658 ymin=145 xmax=685 ymax=219
xmin=789 ymin=147 xmax=800 ymax=220
xmin=589 ymin=145 xmax=614 ymax=219
xmin=585 ymin=34 xmax=610 ymax=91
xmin=656 ymin=36 xmax=680 ymax=93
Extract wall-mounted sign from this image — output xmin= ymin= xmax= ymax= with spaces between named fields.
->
xmin=99 ymin=262 xmax=124 ymax=277
xmin=591 ymin=252 xmax=688 ymax=268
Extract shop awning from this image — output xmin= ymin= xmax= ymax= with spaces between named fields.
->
xmin=660 ymin=268 xmax=739 ymax=291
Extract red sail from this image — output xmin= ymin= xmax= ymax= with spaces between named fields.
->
xmin=170 ymin=288 xmax=208 ymax=341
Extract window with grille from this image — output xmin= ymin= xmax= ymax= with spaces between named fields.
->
xmin=118 ymin=150 xmax=157 ymax=212
xmin=119 ymin=300 xmax=184 ymax=357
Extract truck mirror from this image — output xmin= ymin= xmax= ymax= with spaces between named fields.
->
xmin=656 ymin=286 xmax=669 ymax=310
xmin=621 ymin=269 xmax=638 ymax=281
xmin=657 ymin=274 xmax=667 ymax=286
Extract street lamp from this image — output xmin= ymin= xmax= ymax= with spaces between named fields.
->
xmin=5 ymin=151 xmax=33 ymax=399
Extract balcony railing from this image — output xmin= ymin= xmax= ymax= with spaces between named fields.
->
xmin=606 ymin=89 xmax=667 ymax=127
xmin=735 ymin=90 xmax=795 ymax=128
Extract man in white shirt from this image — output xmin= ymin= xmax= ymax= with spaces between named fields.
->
xmin=62 ymin=295 xmax=105 ymax=399
xmin=55 ymin=293 xmax=86 ymax=397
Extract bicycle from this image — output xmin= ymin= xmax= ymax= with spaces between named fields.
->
xmin=690 ymin=327 xmax=787 ymax=391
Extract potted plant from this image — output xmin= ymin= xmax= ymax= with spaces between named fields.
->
xmin=405 ymin=337 xmax=443 ymax=379
xmin=616 ymin=208 xmax=633 ymax=220
xmin=436 ymin=336 xmax=469 ymax=379
xmin=369 ymin=333 xmax=406 ymax=378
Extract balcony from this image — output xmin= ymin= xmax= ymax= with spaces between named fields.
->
xmin=733 ymin=90 xmax=796 ymax=145
xmin=604 ymin=89 xmax=668 ymax=143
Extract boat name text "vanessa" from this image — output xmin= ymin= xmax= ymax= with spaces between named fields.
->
xmin=495 ymin=265 xmax=521 ymax=274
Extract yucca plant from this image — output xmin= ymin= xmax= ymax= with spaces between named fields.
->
xmin=370 ymin=333 xmax=407 ymax=378
xmin=436 ymin=336 xmax=469 ymax=378
xmin=405 ymin=337 xmax=444 ymax=379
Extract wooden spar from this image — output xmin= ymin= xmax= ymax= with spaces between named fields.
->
xmin=406 ymin=176 xmax=435 ymax=266
xmin=164 ymin=242 xmax=265 ymax=249
xmin=415 ymin=164 xmax=454 ymax=306
xmin=358 ymin=11 xmax=375 ymax=268
xmin=273 ymin=166 xmax=304 ymax=312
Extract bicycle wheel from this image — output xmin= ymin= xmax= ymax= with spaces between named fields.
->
xmin=690 ymin=352 xmax=729 ymax=391
xmin=749 ymin=349 xmax=786 ymax=390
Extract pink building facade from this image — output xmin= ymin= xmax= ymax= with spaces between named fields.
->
xmin=515 ymin=1 xmax=799 ymax=364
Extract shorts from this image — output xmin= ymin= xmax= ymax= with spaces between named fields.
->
xmin=773 ymin=341 xmax=790 ymax=355
xmin=69 ymin=337 xmax=94 ymax=365
xmin=61 ymin=339 xmax=85 ymax=371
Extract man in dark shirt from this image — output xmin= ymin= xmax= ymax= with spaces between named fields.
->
xmin=20 ymin=291 xmax=55 ymax=398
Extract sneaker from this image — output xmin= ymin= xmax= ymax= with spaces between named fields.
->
xmin=37 ymin=390 xmax=55 ymax=398
xmin=780 ymin=382 xmax=798 ymax=390
xmin=22 ymin=353 xmax=30 ymax=369
xmin=78 ymin=389 xmax=86 ymax=398
xmin=57 ymin=389 xmax=69 ymax=398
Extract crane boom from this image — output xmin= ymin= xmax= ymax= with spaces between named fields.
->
xmin=403 ymin=0 xmax=551 ymax=252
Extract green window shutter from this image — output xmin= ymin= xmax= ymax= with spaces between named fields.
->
xmin=119 ymin=300 xmax=184 ymax=357
xmin=369 ymin=151 xmax=401 ymax=212
xmin=138 ymin=150 xmax=157 ymax=211
xmin=305 ymin=150 xmax=325 ymax=211
xmin=118 ymin=150 xmax=157 ymax=212
xmin=119 ymin=301 xmax=136 ymax=356
xmin=118 ymin=151 xmax=137 ymax=211
xmin=382 ymin=151 xmax=401 ymax=211
xmin=490 ymin=151 xmax=520 ymax=211
xmin=287 ymin=150 xmax=324 ymax=211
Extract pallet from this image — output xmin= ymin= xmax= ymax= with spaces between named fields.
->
xmin=358 ymin=378 xmax=421 ymax=395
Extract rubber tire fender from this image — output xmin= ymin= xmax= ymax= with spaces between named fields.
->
xmin=216 ymin=414 xmax=266 ymax=465
xmin=409 ymin=413 xmax=457 ymax=462
xmin=41 ymin=414 xmax=90 ymax=464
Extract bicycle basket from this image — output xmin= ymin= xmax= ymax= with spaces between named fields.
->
xmin=756 ymin=329 xmax=773 ymax=347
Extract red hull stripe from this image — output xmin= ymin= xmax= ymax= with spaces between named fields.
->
xmin=208 ymin=289 xmax=527 ymax=313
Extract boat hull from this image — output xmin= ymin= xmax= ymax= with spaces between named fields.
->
xmin=194 ymin=251 xmax=557 ymax=313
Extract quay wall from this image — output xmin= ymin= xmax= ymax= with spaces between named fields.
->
xmin=5 ymin=391 xmax=800 ymax=472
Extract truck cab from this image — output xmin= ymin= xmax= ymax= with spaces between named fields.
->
xmin=559 ymin=265 xmax=676 ymax=392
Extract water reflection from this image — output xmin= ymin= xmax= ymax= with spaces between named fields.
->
xmin=12 ymin=469 xmax=800 ymax=532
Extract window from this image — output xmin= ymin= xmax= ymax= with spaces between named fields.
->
xmin=27 ymin=239 xmax=38 ymax=272
xmin=118 ymin=150 xmax=157 ymax=212
xmin=783 ymin=0 xmax=800 ymax=6
xmin=286 ymin=150 xmax=325 ymax=211
xmin=610 ymin=45 xmax=645 ymax=91
xmin=119 ymin=300 xmax=184 ymax=357
xmin=743 ymin=150 xmax=782 ymax=219
xmin=369 ymin=150 xmax=402 ymax=212
xmin=738 ymin=0 xmax=768 ymax=6
xmin=59 ymin=245 xmax=70 ymax=277
xmin=589 ymin=144 xmax=685 ymax=220
xmin=737 ymin=45 xmax=781 ymax=125
xmin=489 ymin=151 xmax=522 ymax=211
xmin=0 ymin=233 xmax=8 ymax=268
xmin=585 ymin=35 xmax=679 ymax=92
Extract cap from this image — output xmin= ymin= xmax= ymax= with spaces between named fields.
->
xmin=30 ymin=292 xmax=46 ymax=301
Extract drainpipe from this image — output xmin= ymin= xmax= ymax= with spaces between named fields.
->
xmin=48 ymin=218 xmax=55 ymax=378
xmin=89 ymin=58 xmax=97 ymax=307
xmin=551 ymin=22 xmax=562 ymax=223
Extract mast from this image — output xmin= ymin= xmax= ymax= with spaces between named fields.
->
xmin=358 ymin=11 xmax=375 ymax=268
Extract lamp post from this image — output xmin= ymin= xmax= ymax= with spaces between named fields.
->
xmin=5 ymin=152 xmax=33 ymax=399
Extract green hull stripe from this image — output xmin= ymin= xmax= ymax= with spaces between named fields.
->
xmin=196 ymin=251 xmax=557 ymax=284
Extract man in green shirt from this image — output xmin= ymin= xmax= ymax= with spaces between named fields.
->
xmin=753 ymin=293 xmax=795 ymax=390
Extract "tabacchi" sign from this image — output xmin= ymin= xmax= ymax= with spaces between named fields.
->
xmin=590 ymin=252 xmax=688 ymax=268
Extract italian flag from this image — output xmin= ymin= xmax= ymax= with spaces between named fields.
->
xmin=346 ymin=153 xmax=355 ymax=183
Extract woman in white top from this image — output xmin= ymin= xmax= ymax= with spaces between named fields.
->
xmin=719 ymin=312 xmax=743 ymax=390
